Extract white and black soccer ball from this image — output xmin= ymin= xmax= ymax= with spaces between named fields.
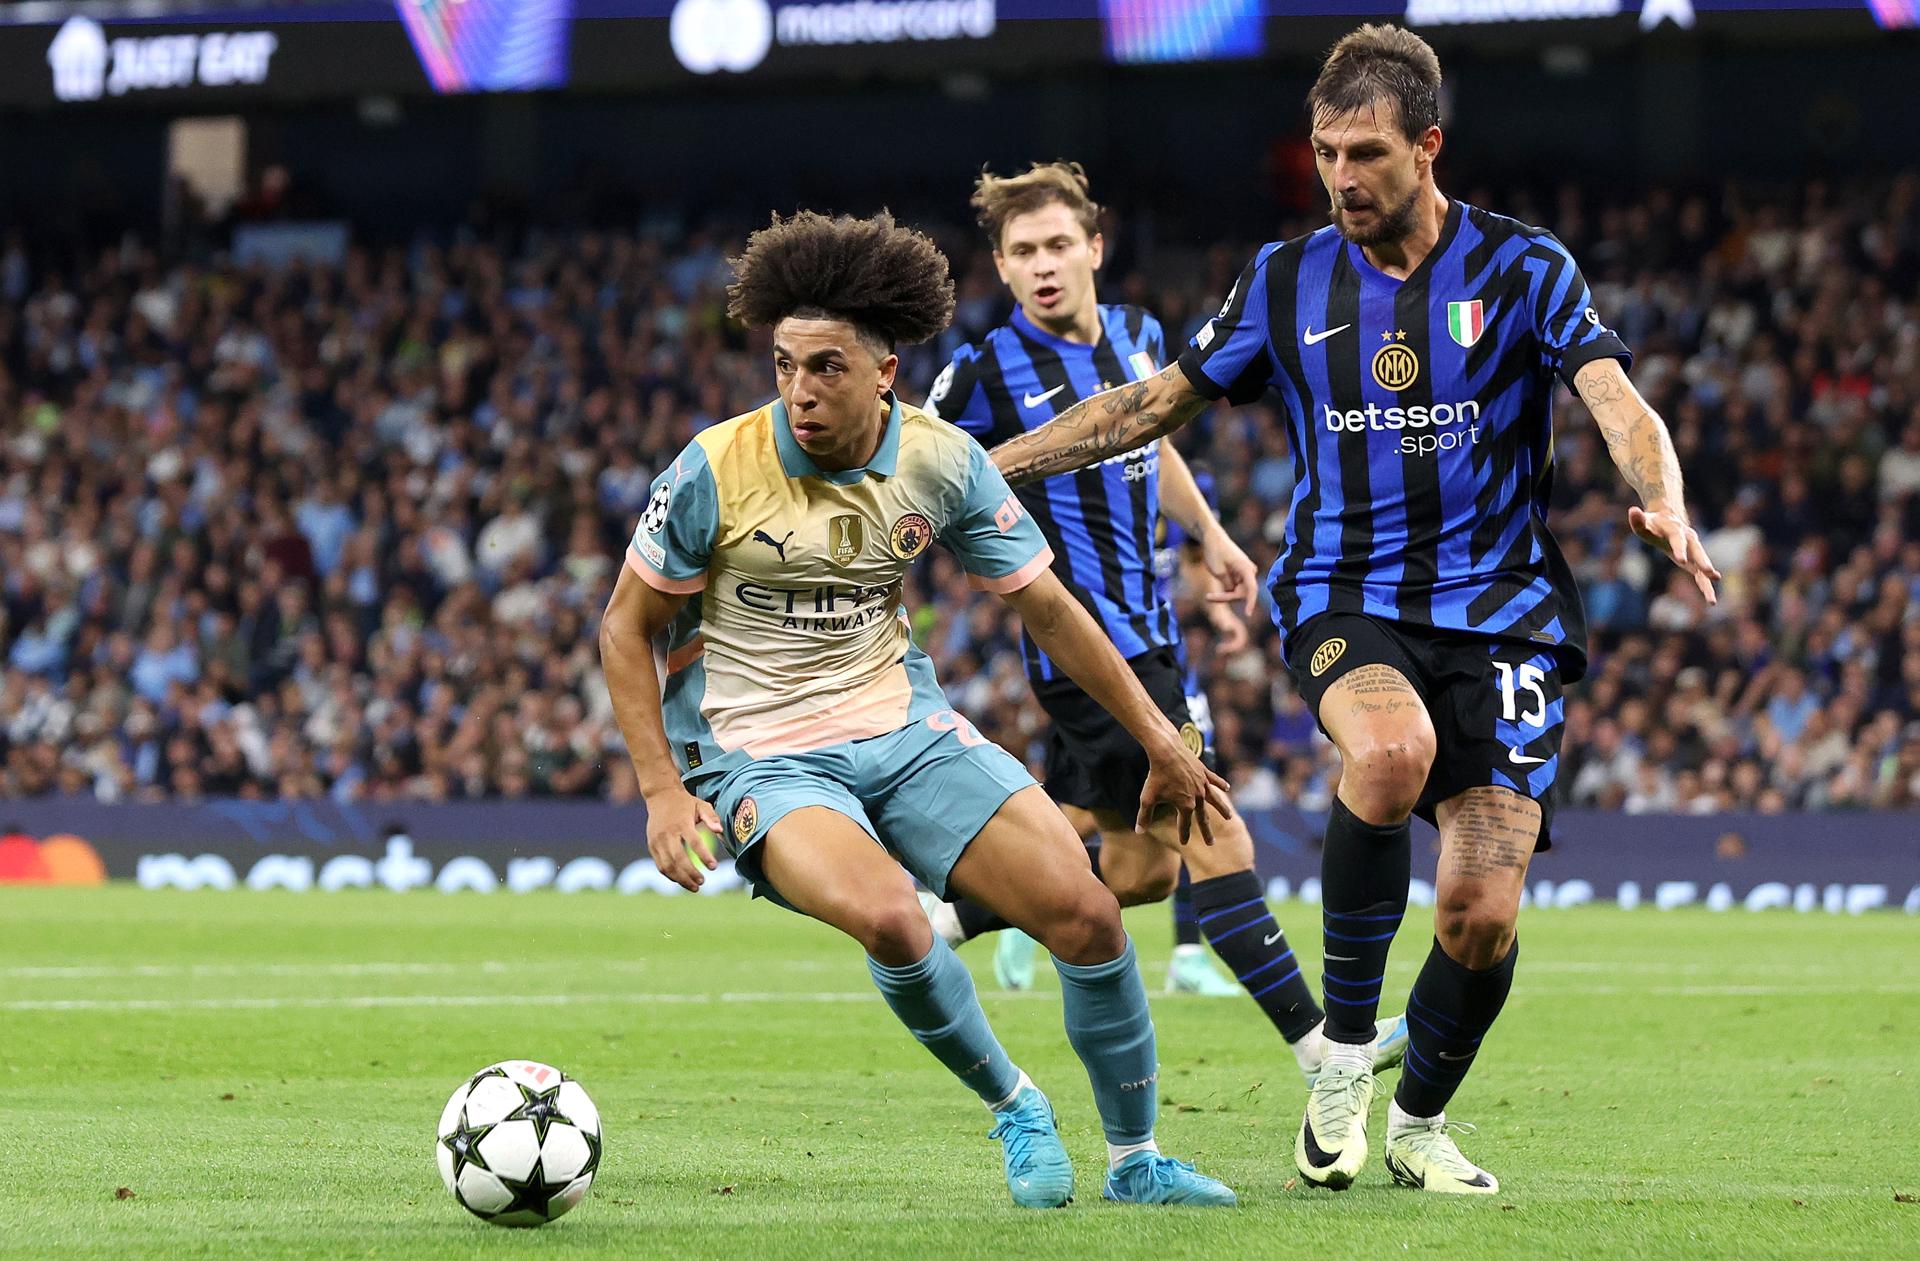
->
xmin=437 ymin=1060 xmax=602 ymax=1227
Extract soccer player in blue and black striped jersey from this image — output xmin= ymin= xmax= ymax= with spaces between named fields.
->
xmin=922 ymin=162 xmax=1407 ymax=1085
xmin=987 ymin=28 xmax=1721 ymax=1195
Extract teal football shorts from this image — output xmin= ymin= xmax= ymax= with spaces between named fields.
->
xmin=700 ymin=709 xmax=1035 ymax=904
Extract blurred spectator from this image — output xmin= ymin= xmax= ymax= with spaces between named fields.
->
xmin=1 ymin=171 xmax=1917 ymax=812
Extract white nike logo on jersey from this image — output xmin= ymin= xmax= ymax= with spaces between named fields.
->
xmin=1303 ymin=324 xmax=1352 ymax=346
xmin=1509 ymin=748 xmax=1549 ymax=766
xmin=1023 ymin=384 xmax=1067 ymax=408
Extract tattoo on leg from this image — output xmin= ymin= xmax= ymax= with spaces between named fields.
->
xmin=1445 ymin=789 xmax=1538 ymax=880
xmin=1336 ymin=664 xmax=1418 ymax=698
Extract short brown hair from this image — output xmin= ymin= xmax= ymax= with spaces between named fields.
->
xmin=727 ymin=210 xmax=954 ymax=354
xmin=1306 ymin=24 xmax=1443 ymax=143
xmin=970 ymin=162 xmax=1103 ymax=252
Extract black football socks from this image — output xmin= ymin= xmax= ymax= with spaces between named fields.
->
xmin=1192 ymin=869 xmax=1325 ymax=1042
xmin=1172 ymin=867 xmax=1201 ymax=947
xmin=1319 ymin=797 xmax=1412 ymax=1044
xmin=1396 ymin=937 xmax=1517 ymax=1117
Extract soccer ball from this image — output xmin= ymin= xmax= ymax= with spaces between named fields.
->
xmin=437 ymin=1060 xmax=602 ymax=1227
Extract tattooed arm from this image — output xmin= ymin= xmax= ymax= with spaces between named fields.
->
xmin=990 ymin=365 xmax=1209 ymax=487
xmin=1572 ymin=358 xmax=1721 ymax=604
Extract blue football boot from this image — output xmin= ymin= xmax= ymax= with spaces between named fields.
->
xmin=1101 ymin=1152 xmax=1238 ymax=1206
xmin=1371 ymin=1012 xmax=1410 ymax=1076
xmin=988 ymin=1086 xmax=1075 ymax=1208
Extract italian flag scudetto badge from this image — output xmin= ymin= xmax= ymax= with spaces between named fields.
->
xmin=1447 ymin=300 xmax=1486 ymax=348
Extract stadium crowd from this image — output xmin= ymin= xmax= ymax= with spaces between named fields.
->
xmin=1 ymin=169 xmax=1918 ymax=812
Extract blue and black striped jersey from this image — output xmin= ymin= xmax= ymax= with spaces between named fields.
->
xmin=1177 ymin=200 xmax=1629 ymax=682
xmin=927 ymin=303 xmax=1176 ymax=682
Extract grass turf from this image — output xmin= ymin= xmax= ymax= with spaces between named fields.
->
xmin=1 ymin=887 xmax=1915 ymax=1259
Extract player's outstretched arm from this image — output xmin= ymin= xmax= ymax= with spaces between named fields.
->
xmin=1574 ymin=358 xmax=1722 ymax=605
xmin=990 ymin=365 xmax=1208 ymax=487
xmin=1177 ymin=546 xmax=1250 ymax=654
xmin=999 ymin=568 xmax=1232 ymax=841
xmin=599 ymin=563 xmax=721 ymax=891
xmin=1158 ymin=438 xmax=1258 ymax=617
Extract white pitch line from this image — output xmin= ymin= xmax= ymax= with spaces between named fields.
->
xmin=1516 ymin=960 xmax=1874 ymax=976
xmin=1519 ymin=982 xmax=1920 ymax=997
xmin=0 ymin=990 xmax=903 ymax=1013
xmin=2 ymin=957 xmax=1875 ymax=982
xmin=0 ymin=961 xmax=513 ymax=980
xmin=0 ymin=957 xmax=853 ymax=981
xmin=10 ymin=981 xmax=1920 ymax=1014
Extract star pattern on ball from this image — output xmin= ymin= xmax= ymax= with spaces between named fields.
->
xmin=442 ymin=1118 xmax=494 ymax=1179
xmin=441 ymin=1064 xmax=601 ymax=1227
xmin=490 ymin=1168 xmax=563 ymax=1222
xmin=509 ymin=1082 xmax=567 ymax=1145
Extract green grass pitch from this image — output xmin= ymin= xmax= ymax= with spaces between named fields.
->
xmin=3 ymin=887 xmax=1915 ymax=1259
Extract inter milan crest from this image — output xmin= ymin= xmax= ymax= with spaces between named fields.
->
xmin=1178 ymin=722 xmax=1205 ymax=757
xmin=1371 ymin=332 xmax=1419 ymax=392
xmin=1447 ymin=300 xmax=1487 ymax=348
xmin=828 ymin=514 xmax=865 ymax=565
xmin=889 ymin=513 xmax=933 ymax=560
xmin=1310 ymin=637 xmax=1348 ymax=678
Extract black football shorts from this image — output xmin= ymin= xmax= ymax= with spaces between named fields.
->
xmin=1033 ymin=646 xmax=1209 ymax=816
xmin=1287 ymin=612 xmax=1565 ymax=849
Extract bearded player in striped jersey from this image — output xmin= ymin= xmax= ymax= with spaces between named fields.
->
xmin=922 ymin=163 xmax=1407 ymax=1087
xmin=985 ymin=26 xmax=1720 ymax=1195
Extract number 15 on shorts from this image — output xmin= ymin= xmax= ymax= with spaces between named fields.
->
xmin=1492 ymin=661 xmax=1548 ymax=727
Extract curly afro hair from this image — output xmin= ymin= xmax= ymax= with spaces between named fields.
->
xmin=727 ymin=210 xmax=955 ymax=357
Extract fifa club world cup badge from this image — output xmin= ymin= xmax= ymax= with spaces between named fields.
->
xmin=889 ymin=513 xmax=933 ymax=560
xmin=732 ymin=796 xmax=758 ymax=846
xmin=828 ymin=514 xmax=865 ymax=566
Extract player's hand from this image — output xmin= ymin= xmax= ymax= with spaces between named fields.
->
xmin=1199 ymin=525 xmax=1260 ymax=617
xmin=1205 ymin=598 xmax=1250 ymax=654
xmin=645 ymin=786 xmax=722 ymax=891
xmin=1136 ymin=733 xmax=1234 ymax=846
xmin=1629 ymin=505 xmax=1721 ymax=605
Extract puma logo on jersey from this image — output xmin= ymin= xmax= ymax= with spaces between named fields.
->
xmin=752 ymin=529 xmax=793 ymax=561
